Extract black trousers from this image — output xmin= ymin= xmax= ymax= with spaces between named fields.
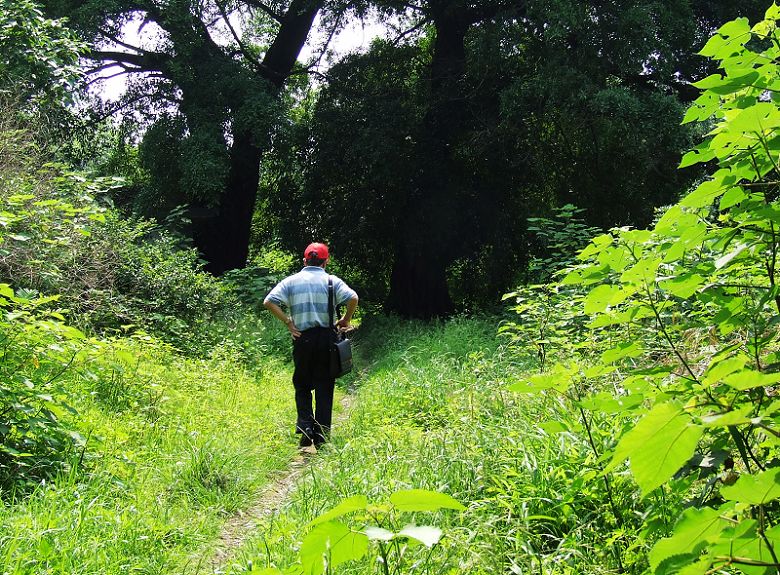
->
xmin=292 ymin=327 xmax=335 ymax=440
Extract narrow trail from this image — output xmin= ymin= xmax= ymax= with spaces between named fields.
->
xmin=199 ymin=393 xmax=355 ymax=574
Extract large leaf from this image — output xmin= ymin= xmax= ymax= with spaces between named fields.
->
xmin=722 ymin=370 xmax=780 ymax=391
xmin=584 ymin=284 xmax=622 ymax=314
xmin=659 ymin=273 xmax=706 ymax=299
xmin=364 ymin=526 xmax=394 ymax=541
xmin=600 ymin=341 xmax=644 ymax=364
xmin=649 ymin=506 xmax=726 ymax=573
xmin=710 ymin=520 xmax=780 ymax=575
xmin=398 ymin=525 xmax=443 ymax=547
xmin=608 ymin=402 xmax=704 ymax=495
xmin=721 ymin=467 xmax=780 ymax=504
xmin=300 ymin=521 xmax=369 ymax=575
xmin=680 ymin=180 xmax=728 ymax=208
xmin=309 ymin=495 xmax=368 ymax=526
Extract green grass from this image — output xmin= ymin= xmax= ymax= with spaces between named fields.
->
xmin=0 ymin=315 xmax=649 ymax=575
xmin=217 ymin=316 xmax=649 ymax=575
xmin=0 ymin=333 xmax=307 ymax=575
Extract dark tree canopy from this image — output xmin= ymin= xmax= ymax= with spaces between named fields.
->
xmin=36 ymin=0 xmax=773 ymax=317
xmin=259 ymin=0 xmax=770 ymax=317
xmin=42 ymin=0 xmax=339 ymax=273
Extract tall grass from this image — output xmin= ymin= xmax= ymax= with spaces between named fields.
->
xmin=0 ymin=335 xmax=304 ymax=575
xmin=225 ymin=316 xmax=633 ymax=575
xmin=1 ymin=314 xmax=647 ymax=575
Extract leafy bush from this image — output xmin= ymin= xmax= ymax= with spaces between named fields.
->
xmin=0 ymin=175 xmax=233 ymax=335
xmin=0 ymin=119 xmax=244 ymax=349
xmin=0 ymin=0 xmax=83 ymax=106
xmin=525 ymin=204 xmax=603 ymax=283
xmin=0 ymin=284 xmax=86 ymax=492
xmin=222 ymin=264 xmax=284 ymax=314
xmin=507 ymin=7 xmax=780 ymax=574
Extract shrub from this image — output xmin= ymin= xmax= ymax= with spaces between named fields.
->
xmin=507 ymin=8 xmax=780 ymax=575
xmin=0 ymin=284 xmax=86 ymax=492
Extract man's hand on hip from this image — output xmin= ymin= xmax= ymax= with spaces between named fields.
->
xmin=288 ymin=321 xmax=302 ymax=339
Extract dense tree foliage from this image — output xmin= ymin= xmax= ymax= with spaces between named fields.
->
xmin=28 ymin=0 xmax=771 ymax=316
xmin=40 ymin=0 xmax=348 ymax=274
xmin=261 ymin=0 xmax=767 ymax=317
xmin=0 ymin=0 xmax=83 ymax=104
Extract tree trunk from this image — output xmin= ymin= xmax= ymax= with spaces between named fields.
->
xmin=386 ymin=242 xmax=453 ymax=319
xmin=195 ymin=130 xmax=261 ymax=274
xmin=194 ymin=0 xmax=321 ymax=274
xmin=386 ymin=2 xmax=469 ymax=317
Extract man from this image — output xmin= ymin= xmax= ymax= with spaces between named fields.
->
xmin=263 ymin=242 xmax=358 ymax=448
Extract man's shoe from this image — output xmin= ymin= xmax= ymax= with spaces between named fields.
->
xmin=299 ymin=428 xmax=314 ymax=448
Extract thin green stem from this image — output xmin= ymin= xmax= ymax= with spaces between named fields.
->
xmin=570 ymin=387 xmax=626 ymax=573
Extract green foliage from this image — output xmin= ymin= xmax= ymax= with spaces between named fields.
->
xmin=507 ymin=5 xmax=780 ymax=574
xmin=526 ymin=204 xmax=603 ymax=282
xmin=0 ymin=117 xmax=246 ymax=353
xmin=223 ymin=266 xmax=286 ymax=314
xmin=0 ymin=284 xmax=86 ymax=491
xmin=0 ymin=167 xmax=229 ymax=339
xmin=0 ymin=0 xmax=83 ymax=104
xmin=0 ymin=336 xmax=299 ymax=573
xmin=501 ymin=284 xmax=587 ymax=370
xmin=284 ymin=489 xmax=464 ymax=575
xmin=262 ymin=2 xmax=763 ymax=314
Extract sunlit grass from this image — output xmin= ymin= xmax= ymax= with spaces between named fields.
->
xmin=223 ymin=316 xmax=645 ymax=575
xmin=0 ymin=336 xmax=302 ymax=575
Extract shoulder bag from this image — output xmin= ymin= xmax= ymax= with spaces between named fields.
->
xmin=328 ymin=276 xmax=353 ymax=378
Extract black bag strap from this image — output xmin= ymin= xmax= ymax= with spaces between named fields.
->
xmin=328 ymin=276 xmax=334 ymax=329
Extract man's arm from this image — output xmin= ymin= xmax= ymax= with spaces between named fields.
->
xmin=264 ymin=300 xmax=302 ymax=338
xmin=336 ymin=296 xmax=359 ymax=329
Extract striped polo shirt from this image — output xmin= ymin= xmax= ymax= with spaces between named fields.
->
xmin=264 ymin=267 xmax=357 ymax=330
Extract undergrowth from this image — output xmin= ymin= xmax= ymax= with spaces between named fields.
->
xmin=227 ymin=316 xmax=637 ymax=575
xmin=0 ymin=339 xmax=300 ymax=574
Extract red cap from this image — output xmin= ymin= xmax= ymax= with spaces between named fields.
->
xmin=304 ymin=242 xmax=329 ymax=261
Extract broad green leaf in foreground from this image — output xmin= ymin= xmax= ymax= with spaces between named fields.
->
xmin=709 ymin=520 xmax=780 ymax=575
xmin=649 ymin=506 xmax=727 ymax=573
xmin=390 ymin=489 xmax=466 ymax=512
xmin=309 ymin=495 xmax=368 ymax=526
xmin=398 ymin=525 xmax=443 ymax=547
xmin=721 ymin=467 xmax=780 ymax=505
xmin=300 ymin=521 xmax=369 ymax=575
xmin=608 ymin=402 xmax=704 ymax=495
xmin=364 ymin=526 xmax=394 ymax=541
xmin=583 ymin=284 xmax=623 ymax=314
xmin=722 ymin=370 xmax=780 ymax=391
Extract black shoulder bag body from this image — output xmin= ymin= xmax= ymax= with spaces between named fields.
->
xmin=328 ymin=276 xmax=353 ymax=378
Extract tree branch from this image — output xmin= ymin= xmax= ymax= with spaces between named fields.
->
xmin=390 ymin=16 xmax=430 ymax=47
xmin=97 ymin=28 xmax=151 ymax=55
xmin=215 ymin=1 xmax=284 ymax=79
xmin=302 ymin=10 xmax=343 ymax=70
xmin=85 ymin=69 xmax=134 ymax=87
xmin=242 ymin=0 xmax=283 ymax=22
xmin=88 ymin=50 xmax=169 ymax=74
xmin=85 ymin=92 xmax=175 ymax=125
